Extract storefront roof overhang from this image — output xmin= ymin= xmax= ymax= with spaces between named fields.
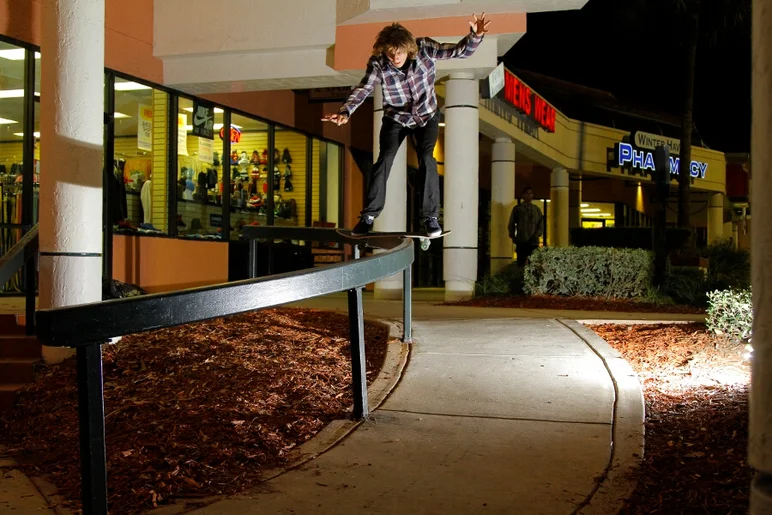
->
xmin=154 ymin=0 xmax=588 ymax=94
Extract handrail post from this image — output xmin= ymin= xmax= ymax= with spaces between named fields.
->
xmin=403 ymin=262 xmax=412 ymax=343
xmin=347 ymin=286 xmax=368 ymax=419
xmin=77 ymin=344 xmax=108 ymax=514
xmin=248 ymin=239 xmax=258 ymax=279
xmin=24 ymin=253 xmax=36 ymax=335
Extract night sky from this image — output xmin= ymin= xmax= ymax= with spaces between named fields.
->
xmin=503 ymin=0 xmax=751 ymax=153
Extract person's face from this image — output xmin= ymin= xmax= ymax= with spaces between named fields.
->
xmin=523 ymin=190 xmax=534 ymax=203
xmin=386 ymin=47 xmax=408 ymax=67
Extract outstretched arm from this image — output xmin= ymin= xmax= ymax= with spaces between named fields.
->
xmin=322 ymin=58 xmax=382 ymax=125
xmin=423 ymin=13 xmax=491 ymax=60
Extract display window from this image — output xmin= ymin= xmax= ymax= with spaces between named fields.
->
xmin=174 ymin=97 xmax=229 ymax=239
xmin=0 ymin=42 xmax=38 ymax=292
xmin=313 ymin=139 xmax=342 ymax=228
xmin=110 ymin=77 xmax=169 ymax=234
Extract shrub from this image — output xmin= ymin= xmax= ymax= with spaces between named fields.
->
xmin=523 ymin=246 xmax=652 ymax=298
xmin=701 ymin=238 xmax=751 ymax=291
xmin=661 ymin=266 xmax=708 ymax=307
xmin=475 ymin=262 xmax=524 ymax=296
xmin=706 ymin=288 xmax=752 ymax=343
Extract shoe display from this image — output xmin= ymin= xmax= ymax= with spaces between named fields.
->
xmin=423 ymin=217 xmax=442 ymax=237
xmin=351 ymin=215 xmax=374 ymax=236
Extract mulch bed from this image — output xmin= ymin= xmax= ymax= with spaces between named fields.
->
xmin=447 ymin=295 xmax=705 ymax=314
xmin=0 ymin=308 xmax=390 ymax=514
xmin=589 ymin=323 xmax=751 ymax=514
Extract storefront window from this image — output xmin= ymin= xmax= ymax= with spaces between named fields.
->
xmin=313 ymin=139 xmax=342 ymax=227
xmin=0 ymin=42 xmax=37 ymax=290
xmin=174 ymin=97 xmax=227 ymax=239
xmin=274 ymin=127 xmax=307 ymax=227
xmin=110 ymin=77 xmax=168 ymax=234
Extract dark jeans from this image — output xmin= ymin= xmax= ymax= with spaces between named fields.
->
xmin=362 ymin=113 xmax=440 ymax=220
xmin=516 ymin=242 xmax=538 ymax=268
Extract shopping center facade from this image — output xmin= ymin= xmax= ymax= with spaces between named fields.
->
xmin=0 ymin=0 xmax=747 ymax=311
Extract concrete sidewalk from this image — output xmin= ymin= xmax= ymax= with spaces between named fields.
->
xmin=189 ymin=297 xmax=649 ymax=515
xmin=1 ymin=292 xmax=691 ymax=513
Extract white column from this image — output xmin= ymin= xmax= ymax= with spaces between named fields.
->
xmin=443 ymin=72 xmax=479 ymax=301
xmin=39 ymin=0 xmax=105 ymax=363
xmin=549 ymin=168 xmax=570 ymax=247
xmin=372 ymin=87 xmax=408 ymax=300
xmin=569 ymin=176 xmax=582 ymax=230
xmin=707 ymin=193 xmax=724 ymax=244
xmin=490 ymin=138 xmax=515 ymax=275
xmin=751 ymin=0 xmax=772 ymax=512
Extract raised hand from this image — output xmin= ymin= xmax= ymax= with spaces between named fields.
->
xmin=321 ymin=113 xmax=349 ymax=126
xmin=469 ymin=13 xmax=491 ymax=36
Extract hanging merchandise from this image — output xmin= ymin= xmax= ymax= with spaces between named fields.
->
xmin=282 ymin=148 xmax=292 ymax=164
xmin=283 ymin=164 xmax=293 ymax=192
xmin=251 ymin=150 xmax=260 ymax=166
xmin=260 ymin=149 xmax=269 ymax=165
xmin=273 ymin=148 xmax=281 ymax=165
xmin=273 ymin=166 xmax=281 ymax=191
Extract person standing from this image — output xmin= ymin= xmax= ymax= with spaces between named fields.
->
xmin=508 ymin=186 xmax=544 ymax=267
xmin=322 ymin=14 xmax=491 ymax=236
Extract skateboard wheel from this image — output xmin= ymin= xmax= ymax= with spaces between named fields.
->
xmin=420 ymin=238 xmax=430 ymax=251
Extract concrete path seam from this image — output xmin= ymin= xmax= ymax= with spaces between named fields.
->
xmin=378 ymin=408 xmax=612 ymax=426
xmin=558 ymin=319 xmax=645 ymax=515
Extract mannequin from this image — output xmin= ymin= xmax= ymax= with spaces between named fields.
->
xmin=140 ymin=175 xmax=152 ymax=224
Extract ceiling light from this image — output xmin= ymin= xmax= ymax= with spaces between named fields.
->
xmin=114 ymin=82 xmax=151 ymax=91
xmin=113 ymin=112 xmax=130 ymax=119
xmin=13 ymin=132 xmax=40 ymax=138
xmin=581 ymin=208 xmax=601 ymax=212
xmin=580 ymin=203 xmax=589 ymax=208
xmin=438 ymin=122 xmax=446 ymax=127
xmin=183 ymin=107 xmax=224 ymax=114
xmin=0 ymin=89 xmax=25 ymax=99
xmin=0 ymin=117 xmax=18 ymax=124
xmin=0 ymin=49 xmax=40 ymax=61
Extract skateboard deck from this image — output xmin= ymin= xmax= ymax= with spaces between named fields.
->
xmin=336 ymin=230 xmax=450 ymax=250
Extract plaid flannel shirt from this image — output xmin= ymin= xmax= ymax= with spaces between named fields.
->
xmin=338 ymin=30 xmax=484 ymax=128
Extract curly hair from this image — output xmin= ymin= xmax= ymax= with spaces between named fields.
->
xmin=372 ymin=23 xmax=418 ymax=59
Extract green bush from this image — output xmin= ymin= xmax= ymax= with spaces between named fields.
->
xmin=523 ymin=246 xmax=652 ymax=298
xmin=706 ymin=288 xmax=752 ymax=343
xmin=701 ymin=238 xmax=751 ymax=291
xmin=662 ymin=266 xmax=708 ymax=307
xmin=475 ymin=262 xmax=524 ymax=296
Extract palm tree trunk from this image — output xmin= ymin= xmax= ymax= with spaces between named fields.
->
xmin=677 ymin=5 xmax=700 ymax=228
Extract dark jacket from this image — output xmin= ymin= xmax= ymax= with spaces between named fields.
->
xmin=508 ymin=202 xmax=544 ymax=244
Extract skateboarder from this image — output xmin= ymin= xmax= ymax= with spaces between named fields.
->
xmin=322 ymin=14 xmax=491 ymax=237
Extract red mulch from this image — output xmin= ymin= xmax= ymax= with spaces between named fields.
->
xmin=448 ymin=295 xmax=705 ymax=314
xmin=0 ymin=308 xmax=390 ymax=514
xmin=589 ymin=323 xmax=751 ymax=514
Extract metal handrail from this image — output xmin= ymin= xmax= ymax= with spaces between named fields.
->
xmin=0 ymin=224 xmax=38 ymax=335
xmin=34 ymin=228 xmax=415 ymax=515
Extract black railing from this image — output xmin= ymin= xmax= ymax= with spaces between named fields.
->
xmin=35 ymin=227 xmax=415 ymax=515
xmin=0 ymin=224 xmax=38 ymax=335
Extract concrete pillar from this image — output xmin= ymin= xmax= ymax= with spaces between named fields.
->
xmin=39 ymin=0 xmax=104 ymax=364
xmin=372 ymin=87 xmax=408 ymax=300
xmin=707 ymin=193 xmax=724 ymax=244
xmin=751 ymin=0 xmax=772 ymax=512
xmin=569 ymin=176 xmax=582 ymax=231
xmin=490 ymin=138 xmax=515 ymax=275
xmin=443 ymin=73 xmax=479 ymax=301
xmin=549 ymin=168 xmax=570 ymax=247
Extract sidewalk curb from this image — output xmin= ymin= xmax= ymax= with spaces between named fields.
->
xmin=558 ymin=319 xmax=645 ymax=515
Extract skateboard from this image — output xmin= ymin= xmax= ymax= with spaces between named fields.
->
xmin=336 ymin=230 xmax=451 ymax=250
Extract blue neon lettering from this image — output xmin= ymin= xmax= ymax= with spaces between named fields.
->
xmin=669 ymin=156 xmax=680 ymax=175
xmin=643 ymin=152 xmax=656 ymax=171
xmin=617 ymin=143 xmax=633 ymax=166
xmin=633 ymin=150 xmax=644 ymax=168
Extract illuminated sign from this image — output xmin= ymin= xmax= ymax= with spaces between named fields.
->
xmin=219 ymin=126 xmax=242 ymax=143
xmin=501 ymin=70 xmax=556 ymax=133
xmin=632 ymin=130 xmax=680 ymax=154
xmin=612 ymin=142 xmax=708 ymax=179
xmin=481 ymin=63 xmax=505 ymax=99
